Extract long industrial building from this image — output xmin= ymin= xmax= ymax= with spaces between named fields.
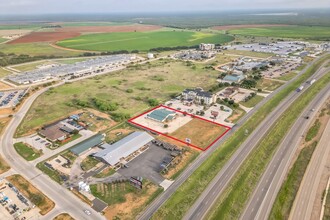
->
xmin=7 ymin=54 xmax=136 ymax=84
xmin=93 ymin=131 xmax=154 ymax=168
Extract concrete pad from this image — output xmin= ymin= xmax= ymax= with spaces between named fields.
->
xmin=160 ymin=179 xmax=174 ymax=190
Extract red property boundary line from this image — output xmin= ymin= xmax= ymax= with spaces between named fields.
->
xmin=128 ymin=105 xmax=231 ymax=151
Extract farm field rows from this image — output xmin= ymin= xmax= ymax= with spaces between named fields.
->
xmin=229 ymin=25 xmax=330 ymax=40
xmin=57 ymin=30 xmax=234 ymax=51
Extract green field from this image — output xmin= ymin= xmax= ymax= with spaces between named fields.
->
xmin=240 ymin=95 xmax=264 ymax=108
xmin=229 ymin=26 xmax=330 ymax=40
xmin=0 ymin=68 xmax=12 ymax=78
xmin=14 ymin=142 xmax=41 ymax=161
xmin=0 ymin=38 xmax=7 ymax=43
xmin=60 ymin=22 xmax=133 ymax=27
xmin=152 ymin=55 xmax=330 ymax=220
xmin=256 ymin=78 xmax=284 ymax=91
xmin=16 ymin=59 xmax=219 ymax=136
xmin=0 ymin=42 xmax=82 ymax=57
xmin=57 ymin=30 xmax=234 ymax=51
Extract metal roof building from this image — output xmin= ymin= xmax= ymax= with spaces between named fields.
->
xmin=70 ymin=133 xmax=104 ymax=155
xmin=93 ymin=131 xmax=154 ymax=167
xmin=146 ymin=109 xmax=176 ymax=122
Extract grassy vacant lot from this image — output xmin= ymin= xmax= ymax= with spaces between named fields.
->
xmin=170 ymin=118 xmax=228 ymax=150
xmin=152 ymin=55 xmax=330 ymax=220
xmin=17 ymin=59 xmax=218 ymax=136
xmin=14 ymin=142 xmax=41 ymax=161
xmin=0 ymin=67 xmax=12 ymax=78
xmin=208 ymin=71 xmax=330 ymax=219
xmin=53 ymin=213 xmax=74 ymax=220
xmin=0 ymin=155 xmax=10 ymax=174
xmin=12 ymin=60 xmax=59 ymax=72
xmin=94 ymin=167 xmax=116 ymax=178
xmin=229 ymin=26 xmax=330 ymax=40
xmin=91 ymin=181 xmax=163 ymax=220
xmin=57 ymin=30 xmax=234 ymax=51
xmin=0 ymin=42 xmax=82 ymax=56
xmin=6 ymin=174 xmax=55 ymax=215
xmin=80 ymin=156 xmax=100 ymax=171
xmin=277 ymin=71 xmax=298 ymax=81
xmin=240 ymin=95 xmax=264 ymax=108
xmin=257 ymin=78 xmax=284 ymax=91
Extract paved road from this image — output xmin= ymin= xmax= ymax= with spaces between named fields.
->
xmin=138 ymin=54 xmax=330 ymax=220
xmin=240 ymin=80 xmax=330 ymax=220
xmin=182 ymin=62 xmax=330 ymax=220
xmin=289 ymin=117 xmax=330 ymax=220
xmin=0 ymin=83 xmax=105 ymax=220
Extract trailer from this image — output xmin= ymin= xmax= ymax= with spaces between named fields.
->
xmin=309 ymin=79 xmax=316 ymax=85
xmin=297 ymin=85 xmax=304 ymax=92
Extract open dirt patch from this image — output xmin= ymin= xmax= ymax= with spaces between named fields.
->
xmin=9 ymin=24 xmax=162 ymax=44
xmin=103 ymin=183 xmax=158 ymax=220
xmin=9 ymin=32 xmax=81 ymax=44
xmin=212 ymin=24 xmax=290 ymax=31
xmin=170 ymin=118 xmax=228 ymax=150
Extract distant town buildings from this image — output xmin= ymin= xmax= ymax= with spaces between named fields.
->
xmin=199 ymin=43 xmax=215 ymax=51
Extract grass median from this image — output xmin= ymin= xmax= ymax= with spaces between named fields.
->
xmin=208 ymin=71 xmax=330 ymax=219
xmin=152 ymin=55 xmax=330 ymax=219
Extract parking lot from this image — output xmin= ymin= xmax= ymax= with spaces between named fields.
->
xmin=16 ymin=134 xmax=52 ymax=152
xmin=0 ymin=89 xmax=27 ymax=108
xmin=0 ymin=179 xmax=40 ymax=220
xmin=226 ymin=41 xmax=305 ymax=55
xmin=262 ymin=61 xmax=301 ymax=78
xmin=165 ymin=100 xmax=233 ymax=127
xmin=118 ymin=142 xmax=174 ymax=184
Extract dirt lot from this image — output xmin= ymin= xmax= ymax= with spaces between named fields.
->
xmin=170 ymin=118 xmax=228 ymax=150
xmin=6 ymin=174 xmax=55 ymax=215
xmin=212 ymin=24 xmax=290 ymax=31
xmin=9 ymin=24 xmax=162 ymax=44
xmin=0 ymin=81 xmax=13 ymax=90
xmin=9 ymin=31 xmax=81 ymax=44
xmin=103 ymin=182 xmax=159 ymax=220
xmin=0 ymin=29 xmax=32 ymax=36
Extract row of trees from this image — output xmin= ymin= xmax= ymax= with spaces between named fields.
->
xmin=0 ymin=52 xmax=61 ymax=67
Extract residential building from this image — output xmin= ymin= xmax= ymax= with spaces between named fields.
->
xmin=182 ymin=88 xmax=216 ymax=105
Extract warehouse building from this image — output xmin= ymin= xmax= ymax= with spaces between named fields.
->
xmin=146 ymin=109 xmax=176 ymax=123
xmin=93 ymin=131 xmax=154 ymax=168
xmin=70 ymin=133 xmax=104 ymax=155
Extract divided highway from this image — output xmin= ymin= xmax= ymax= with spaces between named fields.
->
xmin=138 ymin=54 xmax=330 ymax=220
xmin=240 ymin=76 xmax=330 ymax=220
xmin=289 ymin=116 xmax=330 ymax=220
xmin=183 ymin=61 xmax=330 ymax=220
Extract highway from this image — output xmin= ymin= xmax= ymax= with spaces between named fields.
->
xmin=240 ymin=78 xmax=330 ymax=220
xmin=289 ymin=117 xmax=330 ymax=220
xmin=138 ymin=54 xmax=330 ymax=220
xmin=182 ymin=62 xmax=330 ymax=220
xmin=0 ymin=83 xmax=105 ymax=220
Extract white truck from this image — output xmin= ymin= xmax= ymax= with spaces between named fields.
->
xmin=297 ymin=85 xmax=304 ymax=92
xmin=309 ymin=79 xmax=316 ymax=85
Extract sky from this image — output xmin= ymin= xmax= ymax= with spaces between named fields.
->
xmin=0 ymin=0 xmax=329 ymax=14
